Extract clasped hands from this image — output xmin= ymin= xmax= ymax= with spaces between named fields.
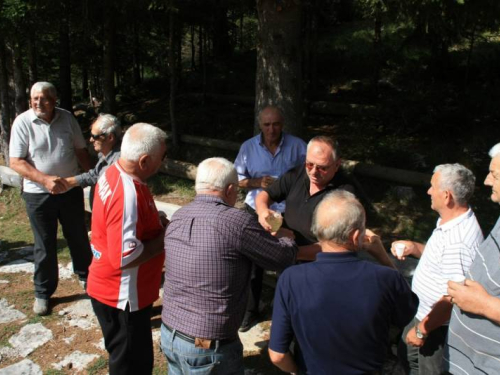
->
xmin=44 ymin=175 xmax=70 ymax=194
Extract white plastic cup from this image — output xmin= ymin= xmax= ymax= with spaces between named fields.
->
xmin=395 ymin=243 xmax=406 ymax=257
xmin=450 ymin=274 xmax=466 ymax=285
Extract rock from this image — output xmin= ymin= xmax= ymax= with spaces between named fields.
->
xmin=9 ymin=323 xmax=53 ymax=357
xmin=0 ymin=259 xmax=34 ymax=274
xmin=0 ymin=359 xmax=42 ymax=374
xmin=0 ymin=298 xmax=26 ymax=324
xmin=52 ymin=351 xmax=99 ymax=372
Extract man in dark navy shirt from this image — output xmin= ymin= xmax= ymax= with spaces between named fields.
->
xmin=268 ymin=190 xmax=418 ymax=374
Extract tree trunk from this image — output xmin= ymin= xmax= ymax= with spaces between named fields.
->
xmin=212 ymin=0 xmax=232 ymax=59
xmin=27 ymin=30 xmax=38 ymax=86
xmin=102 ymin=1 xmax=117 ymax=114
xmin=191 ymin=25 xmax=196 ymax=70
xmin=59 ymin=13 xmax=73 ymax=112
xmin=10 ymin=37 xmax=28 ymax=116
xmin=255 ymin=0 xmax=303 ymax=136
xmin=0 ymin=41 xmax=11 ymax=165
xmin=133 ymin=20 xmax=141 ymax=85
xmin=169 ymin=3 xmax=179 ymax=148
xmin=82 ymin=64 xmax=89 ymax=101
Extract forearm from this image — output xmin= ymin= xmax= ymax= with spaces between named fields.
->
xmin=255 ymin=191 xmax=273 ymax=214
xmin=371 ymin=248 xmax=396 ymax=269
xmin=479 ymin=294 xmax=500 ymax=325
xmin=10 ymin=157 xmax=49 ymax=185
xmin=239 ymin=178 xmax=260 ymax=190
xmin=419 ymin=297 xmax=453 ymax=335
xmin=410 ymin=241 xmax=426 ymax=258
xmin=122 ymin=229 xmax=166 ymax=269
xmin=268 ymin=349 xmax=299 ymax=373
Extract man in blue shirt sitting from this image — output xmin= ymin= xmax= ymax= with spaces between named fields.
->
xmin=234 ymin=105 xmax=306 ymax=332
xmin=269 ymin=190 xmax=418 ymax=374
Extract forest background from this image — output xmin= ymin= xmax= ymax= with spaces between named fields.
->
xmin=1 ymin=0 xmax=500 ymax=240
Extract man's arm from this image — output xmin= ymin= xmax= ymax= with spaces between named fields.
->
xmin=363 ymin=229 xmax=396 ymax=269
xmin=391 ymin=240 xmax=426 ymax=260
xmin=121 ymin=226 xmax=167 ymax=269
xmin=268 ymin=349 xmax=299 ymax=374
xmin=406 ymin=296 xmax=453 ymax=347
xmin=10 ymin=157 xmax=69 ymax=194
xmin=239 ymin=176 xmax=275 ymax=189
xmin=75 ymin=148 xmax=91 ymax=172
xmin=448 ymin=279 xmax=500 ymax=325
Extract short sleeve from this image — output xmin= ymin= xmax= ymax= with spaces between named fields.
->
xmin=70 ymin=115 xmax=87 ymax=149
xmin=234 ymin=143 xmax=250 ymax=181
xmin=9 ymin=118 xmax=29 ymax=158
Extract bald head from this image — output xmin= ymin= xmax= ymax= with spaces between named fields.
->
xmin=312 ymin=190 xmax=365 ymax=245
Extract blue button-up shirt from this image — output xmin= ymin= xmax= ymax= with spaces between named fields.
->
xmin=234 ymin=133 xmax=306 ymax=212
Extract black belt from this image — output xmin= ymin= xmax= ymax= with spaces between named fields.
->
xmin=164 ymin=324 xmax=236 ymax=347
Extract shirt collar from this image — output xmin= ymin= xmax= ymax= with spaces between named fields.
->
xmin=258 ymin=132 xmax=285 ymax=149
xmin=316 ymin=251 xmax=359 ymax=262
xmin=102 ymin=146 xmax=120 ymax=163
xmin=436 ymin=208 xmax=473 ymax=232
xmin=29 ymin=108 xmax=59 ymax=125
xmin=194 ymin=194 xmax=229 ymax=206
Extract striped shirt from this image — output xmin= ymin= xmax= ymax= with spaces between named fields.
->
xmin=412 ymin=209 xmax=483 ymax=321
xmin=444 ymin=216 xmax=500 ymax=374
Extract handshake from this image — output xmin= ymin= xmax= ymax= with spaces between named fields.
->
xmin=43 ymin=175 xmax=73 ymax=194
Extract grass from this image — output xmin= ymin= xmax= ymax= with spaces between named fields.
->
xmin=147 ymin=173 xmax=196 ymax=199
xmin=87 ymin=356 xmax=108 ymax=375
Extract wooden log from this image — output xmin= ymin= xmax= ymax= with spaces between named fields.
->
xmin=165 ymin=132 xmax=240 ymax=152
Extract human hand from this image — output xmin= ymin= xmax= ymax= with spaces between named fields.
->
xmin=259 ymin=176 xmax=276 ymax=188
xmin=406 ymin=327 xmax=425 ymax=348
xmin=390 ymin=240 xmax=413 ymax=260
xmin=258 ymin=209 xmax=273 ymax=232
xmin=275 ymin=227 xmax=295 ymax=240
xmin=45 ymin=176 xmax=70 ymax=194
xmin=362 ymin=229 xmax=383 ymax=254
xmin=448 ymin=279 xmax=489 ymax=316
xmin=158 ymin=211 xmax=170 ymax=228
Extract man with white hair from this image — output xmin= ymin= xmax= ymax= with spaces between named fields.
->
xmin=445 ymin=143 xmax=500 ymax=374
xmin=269 ymin=190 xmax=418 ymax=374
xmin=9 ymin=81 xmax=92 ymax=316
xmin=88 ymin=123 xmax=168 ymax=375
xmin=161 ymin=157 xmax=304 ymax=374
xmin=392 ymin=163 xmax=483 ymax=375
xmin=64 ymin=114 xmax=121 ymax=208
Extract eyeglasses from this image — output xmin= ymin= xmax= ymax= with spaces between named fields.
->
xmin=90 ymin=133 xmax=107 ymax=140
xmin=305 ymin=161 xmax=333 ymax=174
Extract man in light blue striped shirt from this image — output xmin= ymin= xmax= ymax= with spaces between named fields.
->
xmin=391 ymin=164 xmax=483 ymax=375
xmin=445 ymin=144 xmax=500 ymax=374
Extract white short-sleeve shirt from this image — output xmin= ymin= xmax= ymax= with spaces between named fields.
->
xmin=9 ymin=108 xmax=86 ymax=193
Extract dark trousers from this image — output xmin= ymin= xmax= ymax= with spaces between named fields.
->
xmin=23 ymin=187 xmax=92 ymax=299
xmin=91 ymin=298 xmax=154 ymax=375
xmin=398 ymin=318 xmax=448 ymax=375
xmin=244 ymin=204 xmax=264 ymax=315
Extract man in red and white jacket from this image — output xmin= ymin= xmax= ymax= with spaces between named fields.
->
xmin=88 ymin=123 xmax=167 ymax=375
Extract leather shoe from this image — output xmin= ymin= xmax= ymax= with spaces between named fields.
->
xmin=239 ymin=312 xmax=259 ymax=332
xmin=33 ymin=298 xmax=49 ymax=316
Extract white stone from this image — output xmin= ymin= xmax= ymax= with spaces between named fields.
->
xmin=0 ymin=359 xmax=42 ymax=375
xmin=0 ymin=259 xmax=34 ymax=274
xmin=52 ymin=351 xmax=99 ymax=372
xmin=0 ymin=280 xmax=10 ymax=284
xmin=61 ymin=299 xmax=97 ymax=330
xmin=239 ymin=321 xmax=268 ymax=356
xmin=59 ymin=262 xmax=74 ymax=280
xmin=9 ymin=323 xmax=53 ymax=357
xmin=93 ymin=338 xmax=105 ymax=351
xmin=63 ymin=334 xmax=76 ymax=345
xmin=0 ymin=298 xmax=26 ymax=324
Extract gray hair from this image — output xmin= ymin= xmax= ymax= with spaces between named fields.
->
xmin=433 ymin=163 xmax=476 ymax=206
xmin=195 ymin=157 xmax=238 ymax=192
xmin=311 ymin=190 xmax=365 ymax=244
xmin=120 ymin=123 xmax=167 ymax=161
xmin=489 ymin=143 xmax=500 ymax=159
xmin=307 ymin=136 xmax=340 ymax=161
xmin=31 ymin=82 xmax=57 ymax=100
xmin=94 ymin=114 xmax=122 ymax=140
xmin=258 ymin=106 xmax=284 ymax=124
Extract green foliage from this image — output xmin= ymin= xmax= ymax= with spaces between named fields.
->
xmin=87 ymin=356 xmax=108 ymax=375
xmin=147 ymin=174 xmax=195 ymax=199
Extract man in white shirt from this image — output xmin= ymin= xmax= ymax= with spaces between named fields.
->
xmin=392 ymin=163 xmax=483 ymax=374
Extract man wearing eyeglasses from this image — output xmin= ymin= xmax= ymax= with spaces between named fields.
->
xmin=9 ymin=82 xmax=92 ymax=316
xmin=256 ymin=135 xmax=354 ymax=246
xmin=64 ymin=114 xmax=121 ymax=209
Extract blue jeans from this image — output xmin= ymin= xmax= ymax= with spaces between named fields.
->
xmin=160 ymin=324 xmax=244 ymax=375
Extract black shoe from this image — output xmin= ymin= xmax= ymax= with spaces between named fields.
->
xmin=239 ymin=312 xmax=259 ymax=332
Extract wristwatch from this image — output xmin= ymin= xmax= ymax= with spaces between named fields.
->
xmin=415 ymin=324 xmax=428 ymax=340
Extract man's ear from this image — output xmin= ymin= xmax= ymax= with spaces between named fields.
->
xmin=352 ymin=228 xmax=361 ymax=247
xmin=138 ymin=154 xmax=149 ymax=170
xmin=225 ymin=183 xmax=237 ymax=198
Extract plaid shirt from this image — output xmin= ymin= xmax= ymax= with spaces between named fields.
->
xmin=161 ymin=194 xmax=298 ymax=340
